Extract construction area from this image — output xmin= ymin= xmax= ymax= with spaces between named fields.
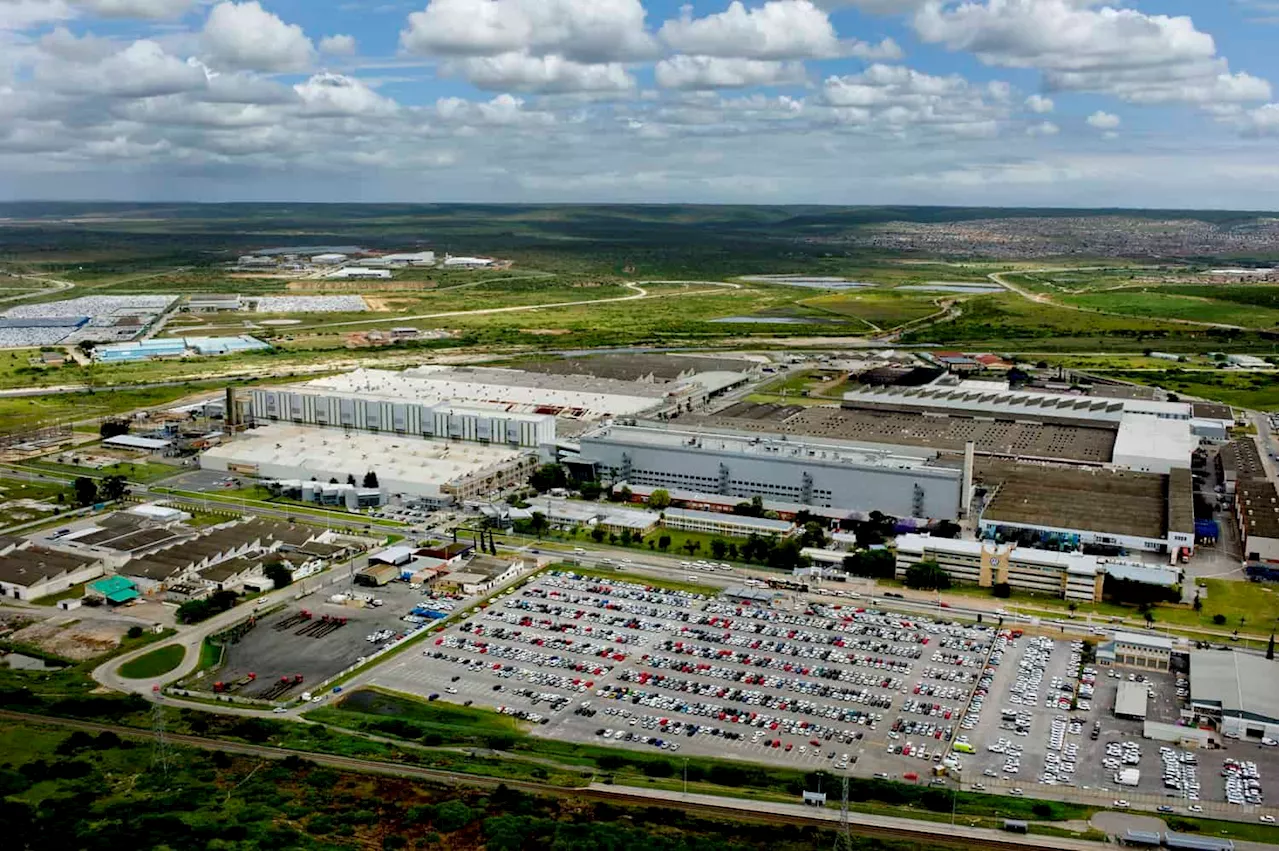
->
xmin=201 ymin=580 xmax=426 ymax=699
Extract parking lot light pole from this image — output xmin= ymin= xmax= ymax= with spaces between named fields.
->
xmin=683 ymin=758 xmax=688 ymax=797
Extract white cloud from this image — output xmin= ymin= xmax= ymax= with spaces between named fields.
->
xmin=849 ymin=37 xmax=904 ymax=61
xmin=36 ymin=38 xmax=208 ymax=97
xmin=913 ymin=0 xmax=1272 ymax=108
xmin=445 ymin=53 xmax=634 ymax=93
xmin=818 ymin=63 xmax=1008 ymax=137
xmin=293 ymin=72 xmax=397 ymax=117
xmin=660 ymin=0 xmax=845 ymax=60
xmin=78 ymin=0 xmax=193 ymax=18
xmin=319 ymin=34 xmax=357 ymax=56
xmin=655 ymin=56 xmax=806 ymax=90
xmin=1238 ymin=103 xmax=1278 ymax=139
xmin=1025 ymin=120 xmax=1058 ymax=136
xmin=435 ymin=93 xmax=554 ymax=126
xmin=400 ymin=0 xmax=656 ymax=63
xmin=1024 ymin=93 xmax=1053 ymax=113
xmin=1086 ymin=110 xmax=1119 ymax=130
xmin=201 ymin=1 xmax=315 ymax=72
xmin=0 ymin=0 xmax=74 ymax=30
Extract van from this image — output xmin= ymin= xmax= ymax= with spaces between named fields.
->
xmin=573 ymin=548 xmax=585 ymax=554
xmin=953 ymin=742 xmax=974 ymax=754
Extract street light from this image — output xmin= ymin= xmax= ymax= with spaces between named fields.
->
xmin=682 ymin=758 xmax=688 ymax=797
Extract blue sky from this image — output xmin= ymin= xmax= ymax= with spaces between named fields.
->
xmin=0 ymin=0 xmax=1275 ymax=208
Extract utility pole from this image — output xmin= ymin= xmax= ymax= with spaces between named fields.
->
xmin=151 ymin=696 xmax=171 ymax=779
xmin=682 ymin=757 xmax=688 ymax=797
xmin=832 ymin=775 xmax=851 ymax=851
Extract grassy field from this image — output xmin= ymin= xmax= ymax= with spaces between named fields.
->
xmin=0 ymin=476 xmax=67 ymax=526
xmin=800 ymin=290 xmax=945 ymax=329
xmin=116 ymin=643 xmax=186 ymax=679
xmin=1091 ymin=369 xmax=1280 ymax=411
xmin=1062 ymin=289 xmax=1278 ymax=328
xmin=558 ymin=565 xmax=724 ymax=596
xmin=19 ymin=457 xmax=183 ymax=484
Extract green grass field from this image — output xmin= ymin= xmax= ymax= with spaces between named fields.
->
xmin=800 ymin=291 xmax=944 ymax=329
xmin=116 ymin=644 xmax=185 ymax=679
xmin=20 ymin=457 xmax=182 ymax=484
xmin=1063 ymin=289 xmax=1278 ymax=328
xmin=1091 ymin=369 xmax=1279 ymax=411
xmin=559 ymin=565 xmax=724 ymax=596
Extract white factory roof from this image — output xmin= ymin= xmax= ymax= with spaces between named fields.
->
xmin=1189 ymin=649 xmax=1279 ymax=722
xmin=304 ymin=366 xmax=675 ymax=418
xmin=200 ymin=425 xmax=527 ymax=498
xmin=849 ymin=381 xmax=1193 ymax=424
xmin=896 ymin=534 xmax=1104 ymax=573
xmin=103 ymin=434 xmax=172 ymax=450
xmin=663 ymin=506 xmax=794 ymax=533
xmin=588 ymin=425 xmax=943 ymax=473
xmin=525 ymin=496 xmax=657 ymax=530
xmin=1112 ymin=416 xmax=1196 ymax=473
xmin=1111 ymin=631 xmax=1175 ymax=651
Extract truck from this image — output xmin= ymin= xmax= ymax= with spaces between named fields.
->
xmin=1114 ymin=768 xmax=1140 ymax=787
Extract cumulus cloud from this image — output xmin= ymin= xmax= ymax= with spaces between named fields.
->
xmin=1024 ymin=94 xmax=1053 ymax=113
xmin=293 ymin=72 xmax=397 ymax=117
xmin=913 ymin=0 xmax=1272 ymax=108
xmin=78 ymin=0 xmax=192 ymax=17
xmin=1237 ymin=103 xmax=1278 ymax=139
xmin=36 ymin=38 xmax=208 ymax=97
xmin=818 ymin=63 xmax=1008 ymax=137
xmin=1025 ymin=120 xmax=1058 ymax=136
xmin=400 ymin=0 xmax=656 ymax=63
xmin=655 ymin=56 xmax=806 ymax=90
xmin=1086 ymin=110 xmax=1120 ymax=130
xmin=660 ymin=0 xmax=844 ymax=60
xmin=0 ymin=0 xmax=75 ymax=30
xmin=319 ymin=34 xmax=357 ymax=56
xmin=434 ymin=93 xmax=554 ymax=126
xmin=201 ymin=1 xmax=315 ymax=72
xmin=445 ymin=53 xmax=634 ymax=93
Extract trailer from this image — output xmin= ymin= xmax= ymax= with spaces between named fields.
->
xmin=213 ymin=672 xmax=256 ymax=693
xmin=259 ymin=674 xmax=304 ymax=701
xmin=1115 ymin=768 xmax=1141 ymax=787
xmin=274 ymin=610 xmax=312 ymax=631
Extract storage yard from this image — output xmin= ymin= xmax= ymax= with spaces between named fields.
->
xmin=255 ymin=295 xmax=368 ymax=313
xmin=0 ymin=295 xmax=176 ymax=347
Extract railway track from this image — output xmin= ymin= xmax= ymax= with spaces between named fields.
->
xmin=0 ymin=709 xmax=1104 ymax=851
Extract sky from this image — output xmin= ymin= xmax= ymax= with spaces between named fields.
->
xmin=0 ymin=0 xmax=1276 ymax=208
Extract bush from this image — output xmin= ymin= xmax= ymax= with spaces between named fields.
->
xmin=126 ymin=626 xmax=144 ymax=639
xmin=1031 ymin=802 xmax=1053 ymax=818
xmin=1212 ymin=614 xmax=1227 ymax=625
xmin=432 ymin=800 xmax=476 ymax=832
xmin=904 ymin=560 xmax=951 ymax=591
xmin=993 ymin=582 xmax=1012 ymax=599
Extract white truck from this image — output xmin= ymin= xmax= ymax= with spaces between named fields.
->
xmin=1114 ymin=768 xmax=1140 ymax=787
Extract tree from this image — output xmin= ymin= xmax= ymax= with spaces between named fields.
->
xmin=648 ymin=488 xmax=672 ymax=510
xmin=362 ymin=471 xmax=379 ymax=488
xmin=904 ymin=560 xmax=951 ymax=591
xmin=126 ymin=626 xmax=143 ymax=639
xmin=1268 ymin=634 xmax=1275 ymax=661
xmin=992 ymin=582 xmax=1011 ymax=598
xmin=528 ymin=511 xmax=549 ymax=539
xmin=1192 ymin=593 xmax=1202 ymax=612
xmin=72 ymin=476 xmax=98 ymax=507
xmin=657 ymin=534 xmax=671 ymax=551
xmin=1143 ymin=610 xmax=1155 ymax=626
xmin=347 ymin=474 xmax=357 ymax=486
xmin=608 ymin=533 xmax=618 ymax=545
xmin=99 ymin=474 xmax=127 ymax=502
xmin=683 ymin=540 xmax=698 ymax=555
xmin=590 ymin=527 xmax=606 ymax=543
xmin=264 ymin=561 xmax=293 ymax=590
xmin=733 ymin=495 xmax=765 ymax=517
xmin=98 ymin=419 xmax=129 ymax=439
xmin=578 ymin=480 xmax=604 ymax=501
xmin=710 ymin=538 xmax=728 ymax=560
xmin=619 ymin=529 xmax=632 ymax=546
xmin=329 ymin=476 xmax=339 ymax=484
xmin=842 ymin=549 xmax=895 ymax=580
xmin=932 ymin=520 xmax=961 ymax=539
xmin=1067 ymin=602 xmax=1078 ymax=615
xmin=615 ymin=485 xmax=633 ymax=503
xmin=798 ymin=521 xmax=827 ymax=548
xmin=529 ymin=464 xmax=567 ymax=493
xmin=1212 ymin=613 xmax=1227 ymax=625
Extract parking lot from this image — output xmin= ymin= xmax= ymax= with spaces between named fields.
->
xmin=208 ymin=579 xmax=449 ymax=700
xmin=366 ymin=569 xmax=1007 ymax=774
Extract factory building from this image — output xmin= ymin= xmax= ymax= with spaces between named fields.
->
xmin=975 ymin=461 xmax=1195 ymax=556
xmin=660 ymin=507 xmax=794 ymax=539
xmin=894 ymin=534 xmax=1180 ymax=602
xmin=200 ymin=424 xmax=537 ymax=507
xmin=325 ymin=267 xmax=391 ymax=279
xmin=310 ymin=253 xmax=348 ymax=264
xmin=1097 ymin=632 xmax=1173 ymax=671
xmin=250 ymin=387 xmax=556 ymax=450
xmin=185 ymin=294 xmax=243 ymax=312
xmin=577 ymin=424 xmax=964 ymax=520
xmin=365 ymin=251 xmax=436 ymax=267
xmin=1236 ymin=478 xmax=1279 ymax=567
xmin=1187 ymin=650 xmax=1279 ymax=741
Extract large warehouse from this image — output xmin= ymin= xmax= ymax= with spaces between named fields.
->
xmin=575 ymin=423 xmax=964 ymax=519
xmin=200 ymin=425 xmax=537 ymax=506
xmin=1188 ymin=650 xmax=1280 ymax=741
xmin=250 ymin=387 xmax=556 ymax=450
xmin=973 ymin=460 xmax=1195 ymax=555
xmin=301 ymin=365 xmax=741 ymax=421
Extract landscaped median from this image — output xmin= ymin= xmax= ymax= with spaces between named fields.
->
xmin=116 ymin=643 xmax=185 ymax=680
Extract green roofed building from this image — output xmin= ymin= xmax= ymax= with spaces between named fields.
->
xmin=88 ymin=575 xmax=140 ymax=605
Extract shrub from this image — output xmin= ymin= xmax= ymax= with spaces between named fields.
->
xmin=1212 ymin=614 xmax=1227 ymax=625
xmin=432 ymin=800 xmax=476 ymax=832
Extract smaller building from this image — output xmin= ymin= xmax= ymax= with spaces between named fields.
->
xmin=87 ymin=575 xmax=139 ymax=605
xmin=102 ymin=434 xmax=172 ymax=453
xmin=311 ymin=253 xmax=348 ymax=265
xmin=0 ymin=548 xmax=104 ymax=601
xmin=185 ymin=294 xmax=243 ymax=312
xmin=369 ymin=545 xmax=415 ymax=566
xmin=326 ymin=267 xmax=391 ymax=279
xmin=1188 ymin=649 xmax=1279 ymax=741
xmin=661 ymin=507 xmax=794 ymax=539
xmin=442 ymin=256 xmax=494 ymax=268
xmin=721 ymin=585 xmax=774 ymax=606
xmin=1114 ymin=680 xmax=1149 ymax=719
xmin=417 ymin=542 xmax=474 ymax=566
xmin=1236 ymin=479 xmax=1278 ymax=567
xmin=434 ymin=570 xmax=488 ymax=594
xmin=354 ymin=563 xmax=400 ymax=587
xmin=1098 ymin=631 xmax=1173 ymax=671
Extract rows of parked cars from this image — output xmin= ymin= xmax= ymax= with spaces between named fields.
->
xmin=1223 ymin=758 xmax=1264 ymax=807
